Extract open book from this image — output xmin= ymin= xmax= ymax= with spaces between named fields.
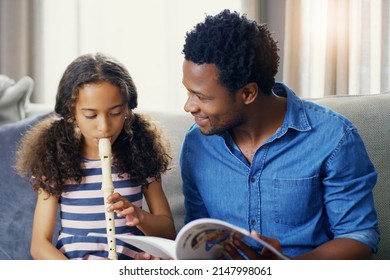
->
xmin=88 ymin=218 xmax=288 ymax=260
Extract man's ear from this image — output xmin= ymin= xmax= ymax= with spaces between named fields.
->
xmin=241 ymin=82 xmax=258 ymax=105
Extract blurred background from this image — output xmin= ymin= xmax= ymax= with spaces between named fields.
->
xmin=0 ymin=0 xmax=389 ymax=112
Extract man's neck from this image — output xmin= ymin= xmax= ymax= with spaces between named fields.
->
xmin=230 ymin=92 xmax=287 ymax=163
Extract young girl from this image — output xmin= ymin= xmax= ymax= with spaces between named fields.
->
xmin=15 ymin=53 xmax=176 ymax=260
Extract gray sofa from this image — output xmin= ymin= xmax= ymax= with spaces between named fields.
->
xmin=0 ymin=93 xmax=389 ymax=260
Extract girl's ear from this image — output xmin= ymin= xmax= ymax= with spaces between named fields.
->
xmin=240 ymin=82 xmax=258 ymax=105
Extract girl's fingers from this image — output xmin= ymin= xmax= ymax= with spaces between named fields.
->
xmin=117 ymin=206 xmax=135 ymax=217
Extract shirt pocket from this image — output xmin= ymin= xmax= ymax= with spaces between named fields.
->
xmin=273 ymin=175 xmax=321 ymax=227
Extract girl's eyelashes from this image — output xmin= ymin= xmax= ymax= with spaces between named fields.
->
xmin=110 ymin=111 xmax=123 ymax=116
xmin=83 ymin=111 xmax=123 ymax=119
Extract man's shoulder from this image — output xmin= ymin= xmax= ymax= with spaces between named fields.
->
xmin=183 ymin=124 xmax=225 ymax=150
xmin=302 ymin=99 xmax=356 ymax=130
xmin=275 ymin=82 xmax=355 ymax=130
xmin=184 ymin=123 xmax=200 ymax=139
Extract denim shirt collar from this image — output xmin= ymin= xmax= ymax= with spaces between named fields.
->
xmin=222 ymin=82 xmax=311 ymax=151
xmin=273 ymin=82 xmax=311 ymax=136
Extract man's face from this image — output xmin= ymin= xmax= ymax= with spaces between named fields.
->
xmin=182 ymin=60 xmax=244 ymax=135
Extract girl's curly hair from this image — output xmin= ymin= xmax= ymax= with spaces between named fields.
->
xmin=15 ymin=53 xmax=171 ymax=196
xmin=182 ymin=9 xmax=280 ymax=95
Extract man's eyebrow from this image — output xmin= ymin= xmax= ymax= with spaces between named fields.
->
xmin=187 ymin=88 xmax=210 ymax=97
xmin=188 ymin=89 xmax=201 ymax=94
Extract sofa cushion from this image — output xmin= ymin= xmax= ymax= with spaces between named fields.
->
xmin=0 ymin=112 xmax=53 ymax=259
xmin=0 ymin=76 xmax=34 ymax=125
xmin=0 ymin=74 xmax=15 ymax=98
xmin=141 ymin=110 xmax=193 ymax=232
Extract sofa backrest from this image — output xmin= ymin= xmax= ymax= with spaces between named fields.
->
xmin=143 ymin=110 xmax=193 ymax=233
xmin=311 ymin=93 xmax=390 ymax=260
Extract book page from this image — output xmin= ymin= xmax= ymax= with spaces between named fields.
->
xmin=175 ymin=218 xmax=249 ymax=259
xmin=88 ymin=218 xmax=288 ymax=260
xmin=87 ymin=233 xmax=176 ymax=259
xmin=175 ymin=218 xmax=288 ymax=260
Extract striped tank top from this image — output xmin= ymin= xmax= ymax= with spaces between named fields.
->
xmin=56 ymin=159 xmax=153 ymax=259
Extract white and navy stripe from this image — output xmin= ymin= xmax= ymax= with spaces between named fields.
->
xmin=56 ymin=159 xmax=153 ymax=260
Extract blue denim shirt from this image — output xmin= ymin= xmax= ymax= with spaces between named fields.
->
xmin=180 ymin=83 xmax=380 ymax=258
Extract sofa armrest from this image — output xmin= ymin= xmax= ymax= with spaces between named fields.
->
xmin=0 ymin=112 xmax=57 ymax=259
xmin=0 ymin=76 xmax=34 ymax=125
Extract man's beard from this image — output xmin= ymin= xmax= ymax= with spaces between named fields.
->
xmin=199 ymin=115 xmax=244 ymax=136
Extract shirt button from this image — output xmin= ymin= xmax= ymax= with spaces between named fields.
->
xmin=251 ymin=220 xmax=256 ymax=225
xmin=250 ymin=178 xmax=256 ymax=183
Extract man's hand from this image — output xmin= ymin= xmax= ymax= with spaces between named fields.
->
xmin=134 ymin=252 xmax=168 ymax=260
xmin=224 ymin=231 xmax=286 ymax=260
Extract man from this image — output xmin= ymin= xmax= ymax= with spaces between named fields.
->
xmin=179 ymin=9 xmax=379 ymax=259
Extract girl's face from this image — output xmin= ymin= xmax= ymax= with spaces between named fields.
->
xmin=74 ymin=82 xmax=127 ymax=159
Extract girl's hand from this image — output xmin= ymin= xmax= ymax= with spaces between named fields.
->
xmin=106 ymin=192 xmax=144 ymax=226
